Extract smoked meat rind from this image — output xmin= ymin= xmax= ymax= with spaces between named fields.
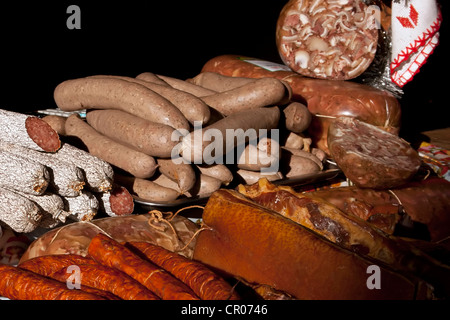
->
xmin=193 ymin=189 xmax=421 ymax=300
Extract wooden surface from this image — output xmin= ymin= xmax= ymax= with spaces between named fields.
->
xmin=421 ymin=127 xmax=450 ymax=150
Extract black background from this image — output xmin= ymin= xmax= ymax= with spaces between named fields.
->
xmin=1 ymin=1 xmax=448 ymax=140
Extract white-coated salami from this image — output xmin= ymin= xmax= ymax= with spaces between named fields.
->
xmin=276 ymin=0 xmax=379 ymax=80
xmin=327 ymin=117 xmax=422 ymax=189
xmin=0 ymin=109 xmax=61 ymax=152
xmin=0 ymin=141 xmax=85 ymax=197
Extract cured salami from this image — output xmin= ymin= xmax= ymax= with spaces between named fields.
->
xmin=0 ymin=140 xmax=85 ymax=197
xmin=49 ymin=142 xmax=114 ymax=193
xmin=0 ymin=151 xmax=50 ymax=196
xmin=62 ymin=191 xmax=99 ymax=221
xmin=0 ymin=187 xmax=42 ymax=233
xmin=96 ymin=185 xmax=135 ymax=217
xmin=276 ymin=0 xmax=379 ymax=80
xmin=327 ymin=117 xmax=421 ymax=189
xmin=0 ymin=109 xmax=61 ymax=153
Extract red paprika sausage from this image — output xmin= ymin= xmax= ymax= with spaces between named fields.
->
xmin=87 ymin=233 xmax=199 ymax=300
xmin=128 ymin=241 xmax=240 ymax=300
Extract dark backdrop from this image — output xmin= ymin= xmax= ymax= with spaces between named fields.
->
xmin=1 ymin=1 xmax=448 ymax=138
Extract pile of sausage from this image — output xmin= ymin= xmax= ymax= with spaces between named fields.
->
xmin=0 ymin=109 xmax=133 ymax=234
xmin=48 ymin=71 xmax=328 ymax=203
xmin=0 ymin=233 xmax=239 ymax=300
xmin=201 ymin=54 xmax=424 ymax=190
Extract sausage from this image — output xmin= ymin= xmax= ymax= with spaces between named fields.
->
xmin=190 ymin=71 xmax=257 ymax=92
xmin=18 ymin=254 xmax=97 ymax=276
xmin=283 ymin=131 xmax=307 ymax=150
xmin=0 ymin=140 xmax=85 ymax=197
xmin=156 ymin=74 xmax=217 ymax=97
xmin=49 ymin=263 xmax=160 ymax=300
xmin=193 ymin=189 xmax=421 ymax=300
xmin=90 ymin=75 xmax=211 ymax=125
xmin=237 ymin=140 xmax=280 ymax=172
xmin=157 ymin=158 xmax=196 ymax=194
xmin=115 ymin=173 xmax=181 ymax=202
xmin=281 ymin=147 xmax=324 ymax=170
xmin=184 ymin=174 xmax=222 ymax=198
xmin=65 ymin=114 xmax=157 ymax=179
xmin=0 ymin=263 xmax=105 ymax=300
xmin=96 ymin=185 xmax=135 ymax=217
xmin=311 ymin=147 xmax=327 ymax=162
xmin=62 ymin=191 xmax=99 ymax=222
xmin=236 ymin=169 xmax=283 ymax=185
xmin=276 ymin=0 xmax=378 ymax=80
xmin=87 ymin=233 xmax=200 ymax=300
xmin=150 ymin=173 xmax=183 ymax=193
xmin=19 ymin=257 xmax=122 ymax=300
xmin=135 ymin=72 xmax=171 ymax=86
xmin=282 ymin=102 xmax=312 ymax=133
xmin=42 ymin=115 xmax=67 ymax=135
xmin=127 ymin=241 xmax=240 ymax=300
xmin=86 ymin=109 xmax=178 ymax=158
xmin=281 ymin=150 xmax=321 ymax=178
xmin=0 ymin=187 xmax=42 ymax=233
xmin=54 ymin=77 xmax=190 ymax=131
xmin=200 ymin=77 xmax=291 ymax=116
xmin=327 ymin=116 xmax=422 ymax=189
xmin=49 ymin=142 xmax=114 ymax=193
xmin=0 ymin=109 xmax=61 ymax=152
xmin=0 ymin=151 xmax=50 ymax=195
xmin=15 ymin=191 xmax=69 ymax=229
xmin=200 ymin=54 xmax=401 ymax=155
xmin=180 ymin=107 xmax=280 ymax=164
xmin=195 ymin=164 xmax=234 ymax=186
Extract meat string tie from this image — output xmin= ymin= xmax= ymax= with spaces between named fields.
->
xmin=147 ymin=205 xmax=212 ymax=252
xmin=48 ymin=220 xmax=114 ymax=246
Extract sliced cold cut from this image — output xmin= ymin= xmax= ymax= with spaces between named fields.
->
xmin=276 ymin=0 xmax=379 ymax=80
xmin=328 ymin=116 xmax=421 ymax=189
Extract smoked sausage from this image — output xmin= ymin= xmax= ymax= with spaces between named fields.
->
xmin=87 ymin=233 xmax=200 ymax=300
xmin=54 ymin=77 xmax=190 ymax=131
xmin=0 ymin=263 xmax=105 ymax=300
xmin=65 ymin=114 xmax=157 ymax=179
xmin=127 ymin=241 xmax=239 ymax=300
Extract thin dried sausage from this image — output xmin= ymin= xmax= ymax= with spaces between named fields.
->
xmin=65 ymin=114 xmax=157 ymax=179
xmin=87 ymin=233 xmax=200 ymax=300
xmin=50 ymin=263 xmax=159 ymax=300
xmin=127 ymin=241 xmax=239 ymax=300
xmin=0 ymin=263 xmax=105 ymax=300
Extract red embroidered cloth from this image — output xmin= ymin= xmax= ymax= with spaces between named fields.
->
xmin=390 ymin=0 xmax=442 ymax=87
